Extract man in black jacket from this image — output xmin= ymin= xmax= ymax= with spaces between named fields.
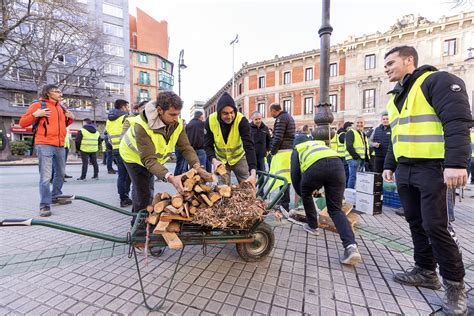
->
xmin=186 ymin=111 xmax=208 ymax=170
xmin=369 ymin=112 xmax=391 ymax=173
xmin=269 ymin=103 xmax=295 ymax=212
xmin=383 ymin=46 xmax=471 ymax=315
xmin=250 ymin=111 xmax=271 ymax=172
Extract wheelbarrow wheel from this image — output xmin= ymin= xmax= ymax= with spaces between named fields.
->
xmin=236 ymin=222 xmax=274 ymax=262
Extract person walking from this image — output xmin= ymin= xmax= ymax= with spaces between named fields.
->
xmin=291 ymin=138 xmax=362 ymax=265
xmin=268 ymin=103 xmax=296 ymax=213
xmin=345 ymin=116 xmax=369 ymax=189
xmin=204 ymin=92 xmax=257 ymax=187
xmin=19 ymin=84 xmax=75 ymax=217
xmin=369 ymin=112 xmax=391 ymax=173
xmin=382 ymin=45 xmax=471 ymax=315
xmin=186 ymin=111 xmax=208 ymax=169
xmin=249 ymin=111 xmax=271 ymax=172
xmin=106 ymin=99 xmax=132 ymax=207
xmin=76 ymin=118 xmax=100 ymax=180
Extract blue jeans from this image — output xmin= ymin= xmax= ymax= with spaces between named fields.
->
xmin=195 ymin=149 xmax=207 ymax=168
xmin=174 ymin=148 xmax=189 ymax=175
xmin=36 ymin=144 xmax=65 ymax=207
xmin=346 ymin=159 xmax=364 ymax=189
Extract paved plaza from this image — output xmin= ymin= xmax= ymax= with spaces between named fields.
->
xmin=0 ymin=163 xmax=473 ymax=315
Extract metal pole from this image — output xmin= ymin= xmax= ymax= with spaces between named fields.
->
xmin=178 ymin=66 xmax=181 ymax=97
xmin=313 ymin=0 xmax=334 ymax=143
xmin=230 ymin=35 xmax=239 ymax=98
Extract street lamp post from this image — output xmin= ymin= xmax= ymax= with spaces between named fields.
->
xmin=87 ymin=68 xmax=99 ymax=125
xmin=313 ymin=0 xmax=334 ymax=143
xmin=230 ymin=34 xmax=239 ymax=98
xmin=178 ymin=49 xmax=187 ymax=97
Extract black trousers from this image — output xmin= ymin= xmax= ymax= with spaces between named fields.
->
xmin=374 ymin=156 xmax=385 ymax=174
xmin=300 ymin=158 xmax=356 ymax=248
xmin=80 ymin=152 xmax=98 ymax=178
xmin=396 ymin=162 xmax=464 ymax=282
xmin=113 ymin=150 xmax=131 ymax=201
xmin=256 ymin=156 xmax=266 ymax=172
xmin=123 ymin=162 xmax=155 ymax=213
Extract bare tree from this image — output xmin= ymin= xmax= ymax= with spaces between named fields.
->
xmin=450 ymin=0 xmax=474 ymax=7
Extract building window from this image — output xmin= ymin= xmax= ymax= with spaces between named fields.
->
xmin=329 ymin=63 xmax=337 ymax=77
xmin=283 ymin=71 xmax=291 ymax=85
xmin=103 ymin=22 xmax=123 ymax=38
xmin=283 ymin=100 xmax=291 ymax=114
xmin=102 ymin=3 xmax=123 ymax=18
xmin=104 ymin=43 xmax=124 ymax=57
xmin=63 ymin=98 xmax=92 ymax=110
xmin=444 ymin=39 xmax=457 ymax=56
xmin=304 ymin=97 xmax=313 ymax=114
xmin=257 ymin=103 xmax=266 ymax=117
xmin=9 ymin=67 xmax=36 ymax=82
xmin=105 ymin=101 xmax=114 ymax=112
xmin=329 ymin=94 xmax=337 ymax=112
xmin=105 ymin=81 xmax=125 ymax=94
xmin=258 ymin=76 xmax=265 ymax=89
xmin=138 ymin=53 xmax=148 ymax=63
xmin=238 ymin=83 xmax=242 ymax=95
xmin=365 ymin=54 xmax=376 ymax=70
xmin=363 ymin=89 xmax=375 ymax=109
xmin=161 ymin=60 xmax=168 ymax=70
xmin=138 ymin=89 xmax=150 ymax=102
xmin=158 ymin=71 xmax=174 ymax=90
xmin=104 ymin=63 xmax=124 ymax=76
xmin=139 ymin=71 xmax=150 ymax=85
xmin=305 ymin=68 xmax=313 ymax=81
xmin=13 ymin=93 xmax=33 ymax=107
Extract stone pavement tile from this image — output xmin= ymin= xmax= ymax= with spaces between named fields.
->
xmin=118 ymin=301 xmax=140 ymax=314
xmin=254 ymin=301 xmax=270 ymax=314
xmin=182 ymin=307 xmax=201 ymax=316
xmin=257 ymin=291 xmax=273 ymax=304
xmin=212 ymin=290 xmax=228 ymax=302
xmin=288 ymin=298 xmax=303 ymax=311
xmin=351 ymin=305 xmax=370 ymax=315
xmin=15 ymin=299 xmax=41 ymax=314
xmin=270 ymin=306 xmax=287 ymax=315
xmin=239 ymin=297 xmax=256 ymax=310
xmin=191 ymin=296 xmax=208 ymax=310
xmin=219 ymin=303 xmax=237 ymax=315
xmin=243 ymin=288 xmax=259 ymax=299
xmin=83 ymin=290 xmax=104 ymax=304
xmin=334 ymin=290 xmax=350 ymax=302
xmin=199 ymin=287 xmax=215 ymax=299
xmin=67 ymin=302 xmax=89 ymax=315
xmin=80 ymin=305 xmax=102 ymax=315
xmin=54 ymin=297 xmax=78 ymax=311
xmin=230 ymin=285 xmax=246 ymax=296
xmin=26 ymin=303 xmax=52 ymax=315
xmin=225 ymin=293 xmax=242 ymax=306
xmin=205 ymin=300 xmax=222 ymax=314
xmin=319 ymin=306 xmax=336 ymax=316
xmin=168 ymin=302 xmax=187 ymax=315
xmin=44 ymin=293 xmax=68 ymax=308
xmin=217 ymin=282 xmax=233 ymax=292
xmin=235 ymin=307 xmax=253 ymax=316
xmin=369 ymin=308 xmax=389 ymax=316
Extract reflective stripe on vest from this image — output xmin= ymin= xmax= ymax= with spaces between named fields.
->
xmin=79 ymin=129 xmax=99 ymax=153
xmin=387 ymin=71 xmax=444 ymax=161
xmin=330 ymin=132 xmax=345 ymax=157
xmin=296 ymin=140 xmax=339 ymax=173
xmin=345 ymin=128 xmax=369 ymax=160
xmin=209 ymin=112 xmax=245 ymax=166
xmin=105 ymin=116 xmax=126 ymax=150
xmin=470 ymin=133 xmax=474 ymax=158
xmin=269 ymin=149 xmax=292 ymax=192
xmin=119 ymin=116 xmax=183 ymax=166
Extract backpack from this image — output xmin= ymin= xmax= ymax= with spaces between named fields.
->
xmin=30 ymin=100 xmax=48 ymax=155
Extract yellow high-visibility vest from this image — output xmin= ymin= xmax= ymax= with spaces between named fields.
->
xmin=387 ymin=71 xmax=444 ymax=161
xmin=345 ymin=128 xmax=369 ymax=160
xmin=296 ymin=140 xmax=339 ymax=173
xmin=330 ymin=132 xmax=345 ymax=158
xmin=269 ymin=149 xmax=292 ymax=192
xmin=470 ymin=133 xmax=474 ymax=158
xmin=105 ymin=115 xmax=126 ymax=150
xmin=209 ymin=112 xmax=245 ymax=166
xmin=64 ymin=133 xmax=70 ymax=149
xmin=79 ymin=129 xmax=100 ymax=153
xmin=119 ymin=116 xmax=183 ymax=166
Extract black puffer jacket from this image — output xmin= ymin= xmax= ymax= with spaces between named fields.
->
xmin=384 ymin=65 xmax=473 ymax=171
xmin=269 ymin=111 xmax=295 ymax=155
xmin=250 ymin=121 xmax=271 ymax=159
xmin=371 ymin=124 xmax=391 ymax=157
xmin=186 ymin=118 xmax=205 ymax=150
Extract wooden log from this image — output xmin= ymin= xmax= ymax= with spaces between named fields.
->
xmin=182 ymin=168 xmax=196 ymax=180
xmin=191 ymin=198 xmax=200 ymax=207
xmin=200 ymin=184 xmax=212 ymax=193
xmin=161 ymin=192 xmax=171 ymax=200
xmin=160 ymin=214 xmax=193 ymax=221
xmin=193 ymin=184 xmax=204 ymax=193
xmin=154 ymin=200 xmax=170 ymax=213
xmin=146 ymin=205 xmax=154 ymax=213
xmin=151 ymin=193 xmax=161 ymax=205
xmin=215 ymin=163 xmax=227 ymax=176
xmin=153 ymin=220 xmax=170 ymax=233
xmin=182 ymin=191 xmax=194 ymax=201
xmin=208 ymin=192 xmax=222 ymax=204
xmin=183 ymin=178 xmax=195 ymax=192
xmin=184 ymin=203 xmax=190 ymax=218
xmin=147 ymin=213 xmax=159 ymax=225
xmin=165 ymin=205 xmax=183 ymax=214
xmin=166 ymin=221 xmax=181 ymax=233
xmin=171 ymin=194 xmax=184 ymax=208
xmin=162 ymin=232 xmax=183 ymax=249
xmin=192 ymin=175 xmax=201 ymax=183
xmin=189 ymin=205 xmax=197 ymax=215
xmin=200 ymin=194 xmax=213 ymax=206
xmin=217 ymin=185 xmax=231 ymax=198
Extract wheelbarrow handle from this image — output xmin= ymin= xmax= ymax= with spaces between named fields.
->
xmin=0 ymin=219 xmax=32 ymax=227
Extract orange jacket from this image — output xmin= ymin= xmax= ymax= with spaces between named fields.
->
xmin=19 ymin=98 xmax=74 ymax=147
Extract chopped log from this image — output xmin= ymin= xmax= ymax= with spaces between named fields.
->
xmin=189 ymin=205 xmax=197 ymax=215
xmin=160 ymin=214 xmax=193 ymax=221
xmin=165 ymin=205 xmax=183 ymax=214
xmin=154 ymin=200 xmax=170 ymax=213
xmin=183 ymin=178 xmax=195 ymax=192
xmin=208 ymin=192 xmax=222 ymax=204
xmin=191 ymin=198 xmax=200 ymax=207
xmin=182 ymin=168 xmax=196 ymax=180
xmin=147 ymin=213 xmax=159 ymax=225
xmin=153 ymin=220 xmax=170 ymax=233
xmin=200 ymin=184 xmax=212 ymax=193
xmin=200 ymin=194 xmax=213 ymax=206
xmin=161 ymin=192 xmax=171 ymax=200
xmin=182 ymin=191 xmax=194 ymax=201
xmin=194 ymin=184 xmax=204 ymax=193
xmin=162 ymin=232 xmax=183 ymax=249
xmin=152 ymin=193 xmax=161 ymax=205
xmin=184 ymin=203 xmax=190 ymax=218
xmin=146 ymin=205 xmax=154 ymax=213
xmin=217 ymin=185 xmax=231 ymax=198
xmin=166 ymin=221 xmax=181 ymax=233
xmin=215 ymin=163 xmax=227 ymax=176
xmin=171 ymin=194 xmax=184 ymax=208
xmin=192 ymin=175 xmax=201 ymax=183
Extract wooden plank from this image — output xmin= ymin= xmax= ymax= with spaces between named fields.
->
xmin=153 ymin=220 xmax=170 ymax=233
xmin=162 ymin=232 xmax=183 ymax=249
xmin=160 ymin=214 xmax=193 ymax=221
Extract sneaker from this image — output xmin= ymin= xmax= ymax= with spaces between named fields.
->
xmin=108 ymin=170 xmax=117 ymax=174
xmin=340 ymin=244 xmax=362 ymax=265
xmin=442 ymin=279 xmax=467 ymax=316
xmin=64 ymin=174 xmax=72 ymax=179
xmin=393 ymin=266 xmax=441 ymax=290
xmin=120 ymin=198 xmax=133 ymax=207
xmin=52 ymin=198 xmax=72 ymax=205
xmin=303 ymin=223 xmax=319 ymax=236
xmin=77 ymin=177 xmax=85 ymax=181
xmin=91 ymin=176 xmax=99 ymax=180
xmin=39 ymin=206 xmax=51 ymax=217
xmin=55 ymin=195 xmax=73 ymax=199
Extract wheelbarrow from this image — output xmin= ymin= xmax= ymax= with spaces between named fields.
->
xmin=0 ymin=171 xmax=288 ymax=311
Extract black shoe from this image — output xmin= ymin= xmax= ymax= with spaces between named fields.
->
xmin=64 ymin=175 xmax=72 ymax=179
xmin=77 ymin=177 xmax=85 ymax=181
xmin=120 ymin=198 xmax=133 ymax=207
xmin=91 ymin=176 xmax=99 ymax=180
xmin=395 ymin=210 xmax=405 ymax=216
xmin=442 ymin=279 xmax=467 ymax=316
xmin=108 ymin=170 xmax=117 ymax=174
xmin=39 ymin=206 xmax=51 ymax=217
xmin=393 ymin=266 xmax=441 ymax=290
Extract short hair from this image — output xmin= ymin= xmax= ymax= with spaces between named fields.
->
xmin=381 ymin=111 xmax=388 ymax=117
xmin=302 ymin=124 xmax=309 ymax=132
xmin=270 ymin=103 xmax=281 ymax=111
xmin=156 ymin=91 xmax=183 ymax=111
xmin=343 ymin=121 xmax=353 ymax=129
xmin=385 ymin=45 xmax=418 ymax=67
xmin=194 ymin=110 xmax=204 ymax=119
xmin=84 ymin=118 xmax=92 ymax=124
xmin=251 ymin=111 xmax=262 ymax=118
xmin=114 ymin=99 xmax=129 ymax=110
xmin=40 ymin=84 xmax=59 ymax=99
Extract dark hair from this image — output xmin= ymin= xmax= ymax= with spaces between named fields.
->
xmin=194 ymin=110 xmax=203 ymax=119
xmin=136 ymin=100 xmax=148 ymax=111
xmin=40 ymin=84 xmax=59 ymax=99
xmin=343 ymin=121 xmax=353 ymax=129
xmin=270 ymin=103 xmax=281 ymax=111
xmin=385 ymin=46 xmax=418 ymax=67
xmin=114 ymin=99 xmax=129 ymax=110
xmin=302 ymin=124 xmax=309 ymax=132
xmin=84 ymin=118 xmax=92 ymax=124
xmin=156 ymin=91 xmax=183 ymax=111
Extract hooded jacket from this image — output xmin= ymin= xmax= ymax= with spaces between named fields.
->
xmin=250 ymin=121 xmax=271 ymax=159
xmin=75 ymin=124 xmax=100 ymax=151
xmin=186 ymin=117 xmax=205 ymax=150
xmin=204 ymin=92 xmax=257 ymax=171
xmin=384 ymin=65 xmax=472 ymax=171
xmin=107 ymin=108 xmax=128 ymax=122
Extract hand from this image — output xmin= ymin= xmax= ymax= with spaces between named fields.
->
xmin=167 ymin=174 xmax=184 ymax=194
xmin=373 ymin=142 xmax=380 ymax=148
xmin=65 ymin=111 xmax=75 ymax=120
xmin=443 ymin=168 xmax=467 ymax=189
xmin=274 ymin=211 xmax=283 ymax=222
xmin=382 ymin=169 xmax=395 ymax=182
xmin=193 ymin=163 xmax=216 ymax=182
xmin=212 ymin=158 xmax=223 ymax=170
xmin=33 ymin=108 xmax=50 ymax=118
xmin=244 ymin=169 xmax=257 ymax=190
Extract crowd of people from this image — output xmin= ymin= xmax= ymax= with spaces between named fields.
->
xmin=19 ymin=45 xmax=473 ymax=315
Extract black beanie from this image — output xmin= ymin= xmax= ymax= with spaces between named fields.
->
xmin=216 ymin=92 xmax=236 ymax=113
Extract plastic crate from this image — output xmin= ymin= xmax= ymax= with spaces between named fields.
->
xmin=383 ymin=190 xmax=402 ymax=208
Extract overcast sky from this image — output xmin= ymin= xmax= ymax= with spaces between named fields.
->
xmin=128 ymin=0 xmax=468 ymax=120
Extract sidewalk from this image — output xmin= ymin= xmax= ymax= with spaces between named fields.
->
xmin=0 ymin=165 xmax=473 ymax=315
xmin=0 ymin=156 xmax=84 ymax=166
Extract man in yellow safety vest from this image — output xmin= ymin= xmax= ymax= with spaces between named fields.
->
xmin=75 ymin=118 xmax=100 ymax=180
xmin=345 ymin=116 xmax=369 ymax=189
